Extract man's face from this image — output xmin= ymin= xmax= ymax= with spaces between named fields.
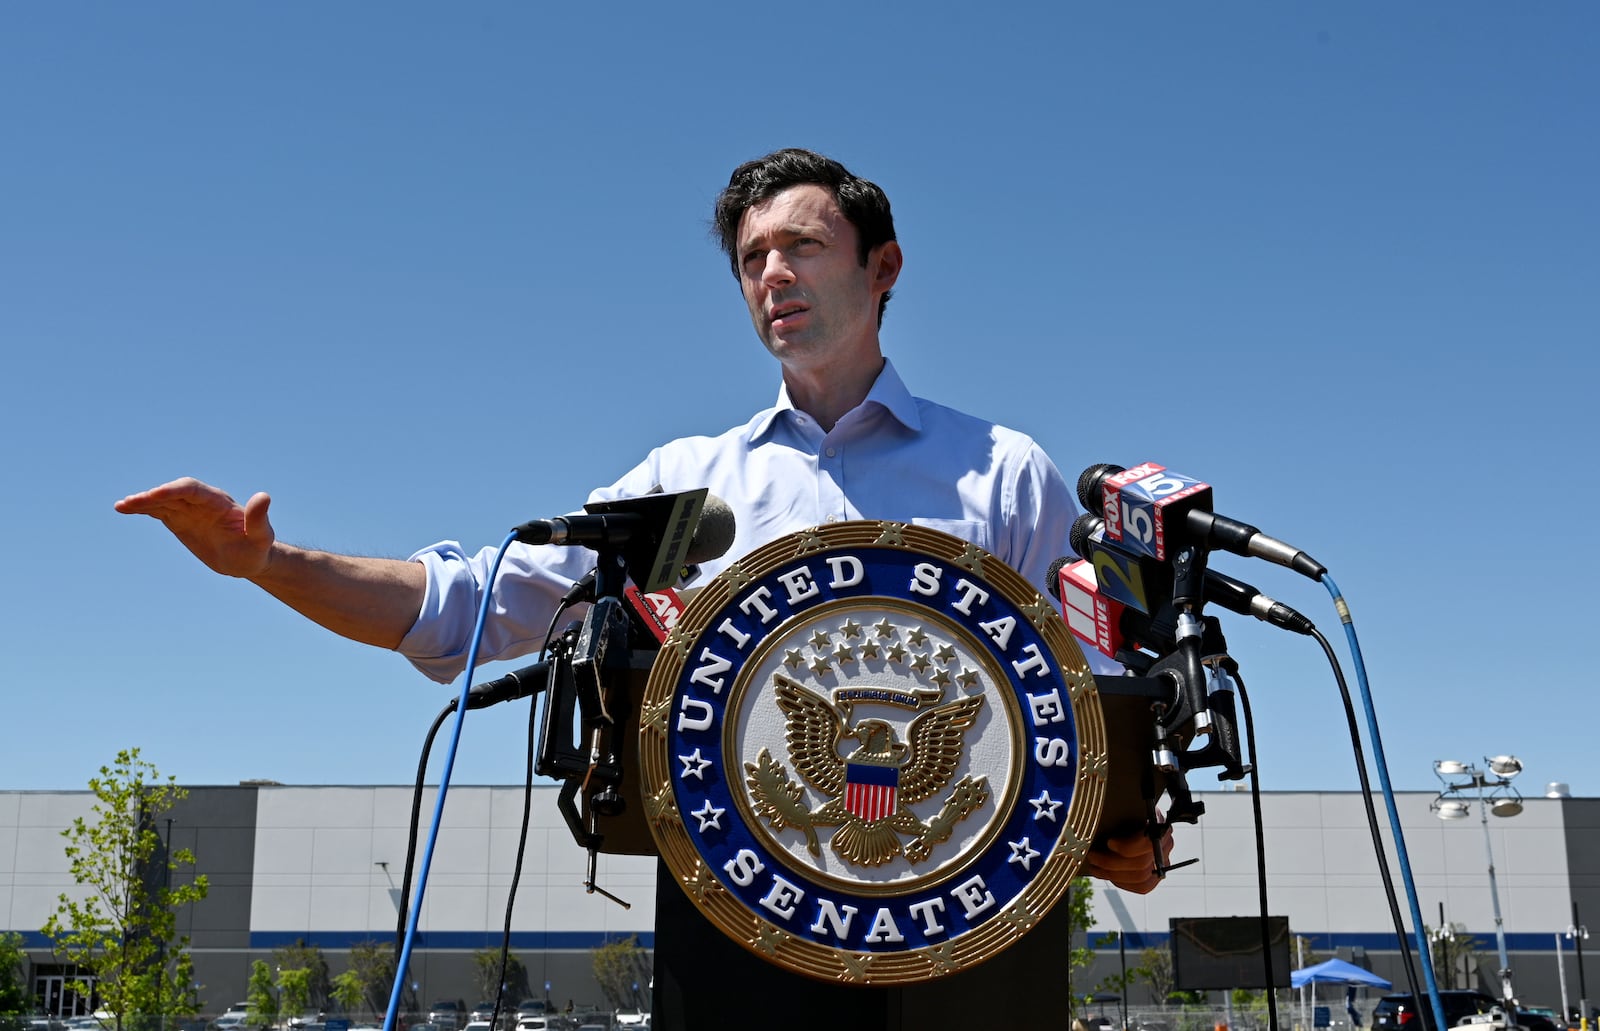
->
xmin=735 ymin=183 xmax=892 ymax=369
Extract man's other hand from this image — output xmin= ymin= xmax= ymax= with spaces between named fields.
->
xmin=1083 ymin=825 xmax=1175 ymax=895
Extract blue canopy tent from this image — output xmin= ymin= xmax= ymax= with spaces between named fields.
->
xmin=1291 ymin=959 xmax=1393 ymax=990
xmin=1292 ymin=959 xmax=1393 ymax=1029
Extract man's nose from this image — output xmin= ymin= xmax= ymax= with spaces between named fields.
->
xmin=760 ymin=250 xmax=795 ymax=287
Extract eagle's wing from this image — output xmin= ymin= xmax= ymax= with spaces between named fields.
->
xmin=773 ymin=673 xmax=848 ymax=797
xmin=898 ymin=694 xmax=985 ymax=804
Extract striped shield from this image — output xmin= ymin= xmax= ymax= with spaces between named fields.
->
xmin=843 ymin=762 xmax=900 ymax=822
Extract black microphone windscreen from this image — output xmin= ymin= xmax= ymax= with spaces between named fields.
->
xmin=1076 ymin=463 xmax=1123 ymax=510
xmin=1068 ymin=512 xmax=1100 ymax=560
xmin=1044 ymin=556 xmax=1068 ymax=602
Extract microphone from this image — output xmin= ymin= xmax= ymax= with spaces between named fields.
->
xmin=458 ymin=660 xmax=550 ymax=710
xmin=1077 ymin=462 xmax=1327 ymax=580
xmin=516 ymin=489 xmax=738 ymax=594
xmin=685 ymin=493 xmax=738 ymax=564
xmin=1052 ymin=522 xmax=1316 ymax=658
xmin=1069 ymin=512 xmax=1167 ymax=615
xmin=1070 ymin=513 xmax=1315 ymax=634
xmin=559 ymin=494 xmax=737 ymax=606
xmin=1050 ymin=556 xmax=1136 ymax=659
xmin=1201 ymin=567 xmax=1316 ymax=636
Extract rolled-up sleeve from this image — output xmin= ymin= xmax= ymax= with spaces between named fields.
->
xmin=397 ymin=539 xmax=593 ymax=684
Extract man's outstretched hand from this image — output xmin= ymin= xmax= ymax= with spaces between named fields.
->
xmin=115 ymin=477 xmax=276 ymax=579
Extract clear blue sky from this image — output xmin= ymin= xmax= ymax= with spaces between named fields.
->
xmin=4 ymin=4 xmax=1594 ymax=801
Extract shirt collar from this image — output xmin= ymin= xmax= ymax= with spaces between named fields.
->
xmin=751 ymin=357 xmax=923 ymax=440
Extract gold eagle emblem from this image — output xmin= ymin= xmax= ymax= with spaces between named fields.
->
xmin=744 ymin=672 xmax=990 ymax=867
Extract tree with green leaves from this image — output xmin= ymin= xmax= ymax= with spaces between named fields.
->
xmin=589 ymin=937 xmax=649 ymax=1011
xmin=342 ymin=941 xmax=401 ymax=1019
xmin=41 ymin=749 xmax=209 ymax=1031
xmin=1139 ymin=943 xmax=1175 ymax=1005
xmin=245 ymin=960 xmax=278 ymax=1030
xmin=329 ymin=971 xmax=364 ymax=1018
xmin=277 ymin=970 xmax=311 ymax=1025
xmin=1231 ymin=987 xmax=1269 ymax=1027
xmin=1092 ymin=930 xmax=1150 ymax=1006
xmin=271 ymin=941 xmax=331 ymax=1014
xmin=1063 ymin=876 xmax=1098 ymax=1018
xmin=0 ymin=932 xmax=29 ymax=1031
xmin=470 ymin=948 xmax=528 ymax=1010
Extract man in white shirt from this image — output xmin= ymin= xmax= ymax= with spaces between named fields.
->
xmin=117 ymin=147 xmax=1168 ymax=891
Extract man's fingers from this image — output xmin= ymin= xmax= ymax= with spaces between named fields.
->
xmin=115 ymin=478 xmax=238 ymax=518
xmin=1084 ymin=826 xmax=1176 ymax=895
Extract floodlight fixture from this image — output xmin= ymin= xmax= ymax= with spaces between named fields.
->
xmin=1490 ymin=796 xmax=1524 ymax=818
xmin=1486 ymin=755 xmax=1524 ymax=779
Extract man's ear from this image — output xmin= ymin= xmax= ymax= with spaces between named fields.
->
xmin=870 ymin=240 xmax=903 ymax=294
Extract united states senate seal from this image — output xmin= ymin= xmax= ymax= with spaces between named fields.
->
xmin=639 ymin=521 xmax=1107 ymax=984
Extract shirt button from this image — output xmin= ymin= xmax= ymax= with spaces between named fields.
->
xmin=825 ymin=446 xmax=837 ymax=457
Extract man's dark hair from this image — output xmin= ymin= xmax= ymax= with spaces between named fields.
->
xmin=713 ymin=147 xmax=897 ymax=325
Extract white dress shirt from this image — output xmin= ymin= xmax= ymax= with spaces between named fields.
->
xmin=398 ymin=358 xmax=1083 ymax=683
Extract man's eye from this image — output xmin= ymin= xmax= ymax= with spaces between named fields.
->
xmin=792 ymin=238 xmax=822 ymax=253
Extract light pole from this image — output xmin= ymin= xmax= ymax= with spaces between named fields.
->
xmin=1570 ymin=902 xmax=1590 ymax=1031
xmin=1559 ymin=933 xmax=1572 ymax=1030
xmin=1431 ymin=903 xmax=1457 ymax=991
xmin=1432 ymin=756 xmax=1524 ymax=1007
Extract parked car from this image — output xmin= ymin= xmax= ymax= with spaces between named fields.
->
xmin=1518 ymin=1009 xmax=1562 ymax=1031
xmin=1373 ymin=991 xmax=1506 ymax=1031
xmin=426 ymin=1001 xmax=467 ymax=1031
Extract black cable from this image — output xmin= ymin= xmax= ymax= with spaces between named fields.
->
xmin=1309 ymin=626 xmax=1427 ymax=1013
xmin=396 ymin=706 xmax=449 ymax=946
xmin=1228 ymin=660 xmax=1281 ymax=1031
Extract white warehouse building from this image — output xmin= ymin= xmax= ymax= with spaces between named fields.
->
xmin=3 ymin=784 xmax=1595 ymax=1022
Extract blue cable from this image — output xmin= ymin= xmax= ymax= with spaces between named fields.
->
xmin=382 ymin=530 xmax=518 ymax=1031
xmin=1322 ymin=572 xmax=1447 ymax=1031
